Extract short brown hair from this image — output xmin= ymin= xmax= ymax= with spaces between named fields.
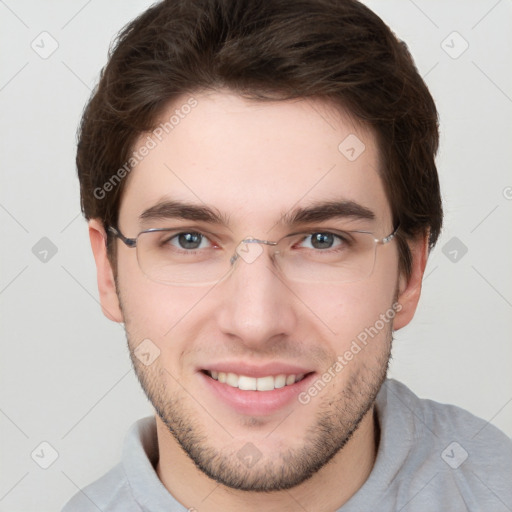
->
xmin=77 ymin=0 xmax=442 ymax=279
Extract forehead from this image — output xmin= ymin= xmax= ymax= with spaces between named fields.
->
xmin=118 ymin=90 xmax=391 ymax=231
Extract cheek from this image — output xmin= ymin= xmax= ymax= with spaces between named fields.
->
xmin=116 ymin=254 xmax=211 ymax=358
xmin=305 ymin=288 xmax=391 ymax=341
xmin=294 ymin=259 xmax=399 ymax=348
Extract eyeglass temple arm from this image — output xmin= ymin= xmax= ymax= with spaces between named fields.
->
xmin=107 ymin=226 xmax=137 ymax=248
xmin=378 ymin=224 xmax=400 ymax=245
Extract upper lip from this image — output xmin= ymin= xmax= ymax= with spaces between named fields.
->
xmin=200 ymin=362 xmax=314 ymax=378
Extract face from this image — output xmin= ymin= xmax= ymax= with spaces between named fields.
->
xmin=91 ymin=90 xmax=423 ymax=492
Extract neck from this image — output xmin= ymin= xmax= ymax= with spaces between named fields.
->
xmin=155 ymin=406 xmax=378 ymax=512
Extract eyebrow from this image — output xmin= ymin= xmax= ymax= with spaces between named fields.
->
xmin=139 ymin=198 xmax=375 ymax=227
xmin=139 ymin=199 xmax=229 ymax=225
xmin=280 ymin=199 xmax=375 ymax=225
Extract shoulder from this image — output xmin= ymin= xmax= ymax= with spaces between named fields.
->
xmin=380 ymin=378 xmax=512 ymax=452
xmin=61 ymin=416 xmax=181 ymax=511
xmin=61 ymin=463 xmax=140 ymax=512
xmin=375 ymin=379 xmax=512 ymax=509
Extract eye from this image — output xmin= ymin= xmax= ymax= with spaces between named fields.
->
xmin=168 ymin=232 xmax=212 ymax=250
xmin=298 ymin=232 xmax=344 ymax=250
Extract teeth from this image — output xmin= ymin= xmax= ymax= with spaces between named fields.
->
xmin=208 ymin=371 xmax=307 ymax=391
xmin=226 ymin=372 xmax=238 ymax=387
xmin=239 ymin=376 xmax=257 ymax=390
xmin=274 ymin=375 xmax=286 ymax=389
xmin=256 ymin=376 xmax=274 ymax=391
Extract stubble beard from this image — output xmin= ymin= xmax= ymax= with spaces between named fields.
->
xmin=126 ymin=326 xmax=392 ymax=492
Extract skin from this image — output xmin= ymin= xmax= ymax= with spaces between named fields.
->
xmin=89 ymin=89 xmax=428 ymax=511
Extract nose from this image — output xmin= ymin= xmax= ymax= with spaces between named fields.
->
xmin=215 ymin=242 xmax=299 ymax=350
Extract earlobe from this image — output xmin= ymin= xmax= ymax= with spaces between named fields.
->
xmin=88 ymin=219 xmax=124 ymax=323
xmin=393 ymin=233 xmax=429 ymax=330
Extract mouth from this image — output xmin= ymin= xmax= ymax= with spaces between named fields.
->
xmin=198 ymin=365 xmax=316 ymax=416
xmin=202 ymin=370 xmax=310 ymax=391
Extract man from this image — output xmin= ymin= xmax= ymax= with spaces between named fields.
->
xmin=62 ymin=0 xmax=512 ymax=510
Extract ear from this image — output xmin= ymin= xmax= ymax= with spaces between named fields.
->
xmin=393 ymin=233 xmax=429 ymax=330
xmin=88 ymin=219 xmax=123 ymax=323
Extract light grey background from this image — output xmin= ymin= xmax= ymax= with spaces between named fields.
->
xmin=0 ymin=1 xmax=511 ymax=510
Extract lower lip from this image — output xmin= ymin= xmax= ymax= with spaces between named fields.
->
xmin=198 ymin=371 xmax=316 ymax=416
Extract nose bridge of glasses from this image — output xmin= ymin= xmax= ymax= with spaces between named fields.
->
xmin=241 ymin=238 xmax=278 ymax=247
xmin=230 ymin=237 xmax=279 ymax=266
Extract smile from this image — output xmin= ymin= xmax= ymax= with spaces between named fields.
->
xmin=205 ymin=370 xmax=307 ymax=391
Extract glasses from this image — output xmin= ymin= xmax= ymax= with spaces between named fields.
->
xmin=108 ymin=224 xmax=399 ymax=286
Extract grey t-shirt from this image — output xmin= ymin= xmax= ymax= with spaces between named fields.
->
xmin=61 ymin=379 xmax=512 ymax=511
